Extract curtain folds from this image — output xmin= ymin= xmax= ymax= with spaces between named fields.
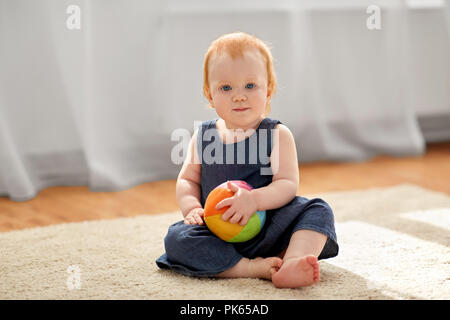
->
xmin=1 ymin=0 xmax=448 ymax=201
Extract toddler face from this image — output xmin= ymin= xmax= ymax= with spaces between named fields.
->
xmin=207 ymin=49 xmax=270 ymax=129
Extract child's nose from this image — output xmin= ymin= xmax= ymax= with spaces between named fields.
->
xmin=232 ymin=94 xmax=247 ymax=103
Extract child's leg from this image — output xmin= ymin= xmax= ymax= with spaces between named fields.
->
xmin=217 ymin=257 xmax=283 ymax=280
xmin=271 ymin=229 xmax=327 ymax=288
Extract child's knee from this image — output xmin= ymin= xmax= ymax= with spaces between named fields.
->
xmin=164 ymin=222 xmax=189 ymax=254
xmin=164 ymin=222 xmax=207 ymax=255
xmin=310 ymin=199 xmax=335 ymax=222
xmin=312 ymin=198 xmax=332 ymax=210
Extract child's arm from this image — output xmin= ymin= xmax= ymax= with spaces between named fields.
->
xmin=176 ymin=128 xmax=204 ymax=224
xmin=251 ymin=124 xmax=299 ymax=210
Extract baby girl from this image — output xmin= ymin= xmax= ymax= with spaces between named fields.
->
xmin=156 ymin=32 xmax=338 ymax=288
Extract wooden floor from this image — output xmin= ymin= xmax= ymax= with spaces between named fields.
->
xmin=0 ymin=142 xmax=449 ymax=232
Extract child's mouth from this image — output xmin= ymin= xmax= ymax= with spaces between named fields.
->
xmin=233 ymin=108 xmax=249 ymax=112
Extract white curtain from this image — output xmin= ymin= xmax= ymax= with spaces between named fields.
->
xmin=0 ymin=0 xmax=448 ymax=201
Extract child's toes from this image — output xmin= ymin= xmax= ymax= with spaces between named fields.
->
xmin=270 ymin=267 xmax=279 ymax=278
xmin=273 ymin=257 xmax=283 ymax=268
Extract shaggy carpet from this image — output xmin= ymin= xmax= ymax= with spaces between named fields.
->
xmin=0 ymin=184 xmax=449 ymax=300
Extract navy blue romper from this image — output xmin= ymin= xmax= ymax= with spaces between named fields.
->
xmin=156 ymin=117 xmax=338 ymax=277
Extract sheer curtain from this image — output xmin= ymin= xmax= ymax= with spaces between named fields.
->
xmin=1 ymin=0 xmax=448 ymax=201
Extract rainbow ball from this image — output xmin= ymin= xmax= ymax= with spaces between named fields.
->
xmin=204 ymin=180 xmax=266 ymax=243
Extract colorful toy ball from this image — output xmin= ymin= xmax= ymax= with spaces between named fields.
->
xmin=204 ymin=180 xmax=266 ymax=243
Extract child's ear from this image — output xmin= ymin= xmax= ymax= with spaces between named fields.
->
xmin=205 ymin=88 xmax=214 ymax=107
xmin=264 ymin=92 xmax=272 ymax=115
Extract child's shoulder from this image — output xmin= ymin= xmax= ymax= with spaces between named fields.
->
xmin=266 ymin=119 xmax=295 ymax=142
xmin=194 ymin=118 xmax=217 ymax=134
xmin=263 ymin=117 xmax=289 ymax=131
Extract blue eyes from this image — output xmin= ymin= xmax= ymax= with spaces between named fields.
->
xmin=220 ymin=83 xmax=255 ymax=92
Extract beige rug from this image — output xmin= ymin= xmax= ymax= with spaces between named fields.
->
xmin=1 ymin=184 xmax=449 ymax=300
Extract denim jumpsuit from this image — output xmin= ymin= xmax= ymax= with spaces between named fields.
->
xmin=156 ymin=117 xmax=338 ymax=277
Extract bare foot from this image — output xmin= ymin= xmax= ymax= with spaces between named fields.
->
xmin=271 ymin=255 xmax=320 ymax=288
xmin=249 ymin=257 xmax=283 ymax=280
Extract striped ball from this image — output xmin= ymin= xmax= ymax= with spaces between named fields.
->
xmin=204 ymin=180 xmax=266 ymax=243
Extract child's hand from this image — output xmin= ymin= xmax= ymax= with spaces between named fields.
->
xmin=184 ymin=207 xmax=205 ymax=225
xmin=215 ymin=181 xmax=258 ymax=226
